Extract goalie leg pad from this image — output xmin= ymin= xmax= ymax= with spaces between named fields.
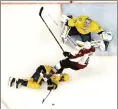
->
xmin=60 ymin=25 xmax=70 ymax=39
xmin=61 ymin=14 xmax=70 ymax=23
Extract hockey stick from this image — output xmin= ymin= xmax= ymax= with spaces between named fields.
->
xmin=67 ymin=35 xmax=79 ymax=48
xmin=42 ymin=90 xmax=52 ymax=104
xmin=39 ymin=7 xmax=64 ymax=52
xmin=48 ymin=14 xmax=58 ymax=26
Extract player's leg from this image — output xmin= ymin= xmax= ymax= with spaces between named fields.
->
xmin=53 ymin=58 xmax=75 ymax=74
xmin=76 ymin=33 xmax=92 ymax=47
xmin=31 ymin=65 xmax=46 ymax=82
xmin=16 ymin=73 xmax=43 ymax=89
xmin=69 ymin=61 xmax=80 ymax=70
xmin=9 ymin=77 xmax=42 ymax=89
xmin=67 ymin=28 xmax=92 ymax=49
xmin=56 ymin=58 xmax=71 ymax=74
xmin=16 ymin=78 xmax=28 ymax=88
xmin=26 ymin=65 xmax=46 ymax=89
xmin=52 ymin=58 xmax=70 ymax=74
xmin=79 ymin=32 xmax=92 ymax=42
xmin=9 ymin=66 xmax=45 ymax=89
xmin=26 ymin=78 xmax=41 ymax=89
xmin=9 ymin=77 xmax=29 ymax=88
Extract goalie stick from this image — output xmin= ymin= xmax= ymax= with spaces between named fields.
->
xmin=39 ymin=7 xmax=64 ymax=52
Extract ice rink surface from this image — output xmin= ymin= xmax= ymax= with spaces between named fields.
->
xmin=1 ymin=3 xmax=117 ymax=109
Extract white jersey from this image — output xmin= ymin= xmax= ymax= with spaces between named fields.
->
xmin=70 ymin=48 xmax=95 ymax=65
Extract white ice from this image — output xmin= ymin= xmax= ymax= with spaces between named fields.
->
xmin=1 ymin=3 xmax=117 ymax=109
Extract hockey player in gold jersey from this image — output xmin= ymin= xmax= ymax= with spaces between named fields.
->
xmin=61 ymin=15 xmax=113 ymax=51
xmin=68 ymin=16 xmax=104 ymax=35
xmin=9 ymin=65 xmax=69 ymax=90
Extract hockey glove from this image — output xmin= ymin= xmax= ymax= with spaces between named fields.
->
xmin=67 ymin=15 xmax=73 ymax=19
xmin=47 ymin=79 xmax=58 ymax=90
xmin=63 ymin=51 xmax=72 ymax=58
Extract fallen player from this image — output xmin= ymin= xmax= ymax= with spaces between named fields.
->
xmin=9 ymin=65 xmax=69 ymax=90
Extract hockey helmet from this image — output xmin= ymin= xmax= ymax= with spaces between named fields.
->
xmin=60 ymin=73 xmax=69 ymax=82
xmin=51 ymin=74 xmax=61 ymax=84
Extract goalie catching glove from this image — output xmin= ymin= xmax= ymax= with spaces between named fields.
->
xmin=63 ymin=51 xmax=73 ymax=58
xmin=98 ymin=31 xmax=113 ymax=51
xmin=76 ymin=31 xmax=113 ymax=51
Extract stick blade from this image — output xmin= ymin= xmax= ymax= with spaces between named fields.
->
xmin=42 ymin=99 xmax=45 ymax=104
xmin=39 ymin=7 xmax=44 ymax=16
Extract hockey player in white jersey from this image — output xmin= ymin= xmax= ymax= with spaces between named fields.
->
xmin=52 ymin=42 xmax=96 ymax=74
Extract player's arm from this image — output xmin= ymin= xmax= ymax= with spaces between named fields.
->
xmin=93 ymin=21 xmax=112 ymax=41
xmin=92 ymin=21 xmax=104 ymax=34
xmin=47 ymin=79 xmax=58 ymax=90
xmin=47 ymin=74 xmax=60 ymax=90
xmin=63 ymin=42 xmax=92 ymax=58
xmin=67 ymin=17 xmax=77 ymax=27
xmin=93 ymin=21 xmax=113 ymax=51
xmin=96 ymin=26 xmax=104 ymax=36
xmin=71 ymin=48 xmax=95 ymax=58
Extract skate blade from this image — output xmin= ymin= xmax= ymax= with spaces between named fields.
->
xmin=8 ymin=76 xmax=11 ymax=87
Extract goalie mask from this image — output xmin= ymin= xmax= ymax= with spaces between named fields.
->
xmin=60 ymin=73 xmax=69 ymax=82
xmin=84 ymin=17 xmax=92 ymax=27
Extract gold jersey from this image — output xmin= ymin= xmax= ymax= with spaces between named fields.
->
xmin=27 ymin=65 xmax=69 ymax=89
xmin=68 ymin=16 xmax=104 ymax=35
xmin=44 ymin=65 xmax=53 ymax=74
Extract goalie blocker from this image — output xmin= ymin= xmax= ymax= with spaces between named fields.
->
xmin=60 ymin=14 xmax=113 ymax=51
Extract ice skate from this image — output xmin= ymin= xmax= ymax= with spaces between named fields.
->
xmin=8 ymin=77 xmax=16 ymax=87
xmin=16 ymin=79 xmax=24 ymax=88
